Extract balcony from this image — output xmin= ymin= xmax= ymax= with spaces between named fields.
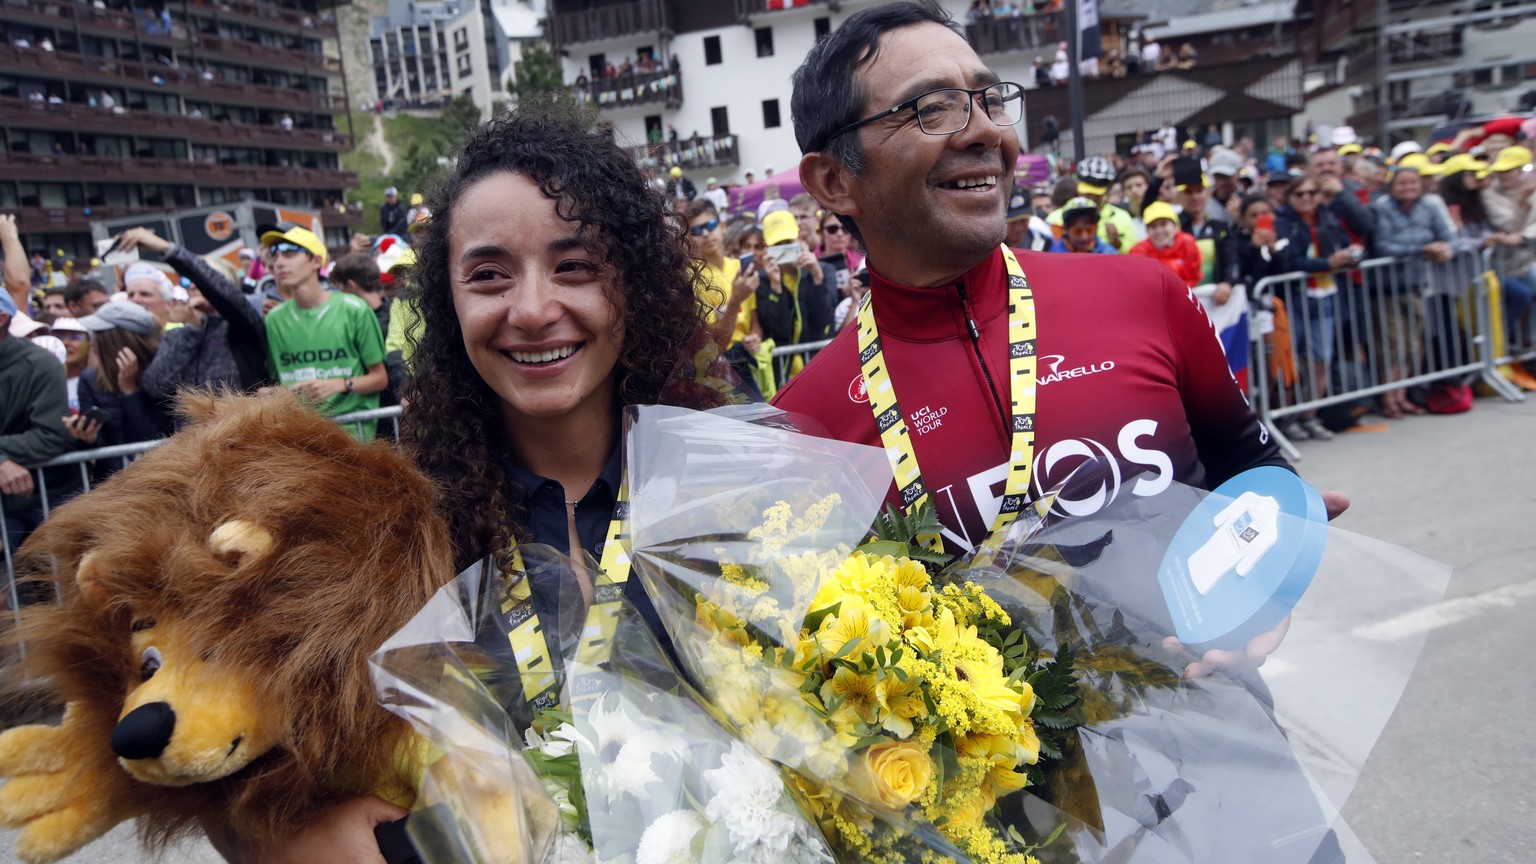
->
xmin=548 ymin=0 xmax=672 ymax=49
xmin=0 ymin=152 xmax=357 ymax=192
xmin=0 ymin=44 xmax=342 ymax=113
xmin=965 ymin=12 xmax=1065 ymax=57
xmin=732 ymin=0 xmax=829 ymax=17
xmin=2 ymin=0 xmax=193 ymax=43
xmin=0 ymin=97 xmax=353 ymax=152
xmin=628 ymin=133 xmax=739 ymax=172
xmin=184 ymin=0 xmax=340 ymax=38
xmin=188 ymin=34 xmax=342 ymax=76
xmin=9 ymin=205 xmax=146 ymax=234
xmin=574 ymin=67 xmax=682 ymax=110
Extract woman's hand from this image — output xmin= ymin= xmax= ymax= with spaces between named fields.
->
xmin=115 ymin=227 xmax=172 ymax=255
xmin=794 ymin=249 xmax=824 ymax=284
xmin=730 ymin=260 xmax=756 ymax=306
xmin=1326 ymin=248 xmax=1355 ymax=269
xmin=1251 ymin=227 xmax=1277 ymax=249
xmin=115 ymin=347 xmax=142 ymax=394
xmin=62 ymin=414 xmax=101 ymax=445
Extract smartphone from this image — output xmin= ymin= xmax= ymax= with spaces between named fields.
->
xmin=83 ymin=406 xmax=111 ymax=427
xmin=739 ymin=253 xmax=756 ymax=270
xmin=1255 ymin=213 xmax=1274 ymax=232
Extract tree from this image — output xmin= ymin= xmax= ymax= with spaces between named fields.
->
xmin=508 ymin=42 xmax=564 ymax=105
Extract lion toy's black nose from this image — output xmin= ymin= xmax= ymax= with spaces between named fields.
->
xmin=111 ymin=703 xmax=177 ymax=760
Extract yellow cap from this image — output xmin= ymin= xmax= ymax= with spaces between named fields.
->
xmin=260 ymin=224 xmax=328 ymax=266
xmin=1484 ymin=145 xmax=1533 ymax=176
xmin=761 ymin=210 xmax=799 ymax=247
xmin=1142 ymin=201 xmax=1180 ymax=227
xmin=410 ymin=192 xmax=424 ymax=206
xmin=1338 ymin=143 xmax=1363 ymax=156
xmin=669 ymin=166 xmax=683 ymax=178
xmin=1426 ymin=142 xmax=1454 ymax=156
xmin=1394 ymin=152 xmax=1441 ymax=176
xmin=1438 ymin=153 xmax=1487 ymax=178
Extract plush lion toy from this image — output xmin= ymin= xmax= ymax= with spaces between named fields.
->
xmin=0 ymin=390 xmax=455 ymax=863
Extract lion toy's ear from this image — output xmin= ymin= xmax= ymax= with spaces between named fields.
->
xmin=173 ymin=391 xmax=220 ymax=427
xmin=75 ymin=552 xmax=111 ymax=606
xmin=208 ymin=520 xmax=275 ymax=569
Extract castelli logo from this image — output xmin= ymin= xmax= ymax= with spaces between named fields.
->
xmin=848 ymin=373 xmax=869 ymax=403
xmin=204 ymin=211 xmax=235 ymax=241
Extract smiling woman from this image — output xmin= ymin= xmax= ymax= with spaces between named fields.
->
xmin=228 ymin=109 xmax=722 ymax=862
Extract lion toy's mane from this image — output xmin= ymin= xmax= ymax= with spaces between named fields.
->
xmin=2 ymin=389 xmax=453 ymax=853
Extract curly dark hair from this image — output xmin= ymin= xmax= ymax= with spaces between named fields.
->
xmin=401 ymin=109 xmax=711 ymax=570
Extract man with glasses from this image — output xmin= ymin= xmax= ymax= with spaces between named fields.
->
xmin=684 ymin=200 xmax=758 ymax=351
xmin=260 ymin=224 xmax=387 ymax=440
xmin=776 ymin=1 xmax=1343 ymax=550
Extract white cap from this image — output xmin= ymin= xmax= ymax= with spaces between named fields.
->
xmin=8 ymin=312 xmax=47 ymax=338
xmin=123 ymin=262 xmax=175 ymax=301
xmin=1390 ymin=141 xmax=1423 ymax=161
xmin=50 ymin=317 xmax=88 ymax=334
xmin=1330 ymin=125 xmax=1358 ymax=146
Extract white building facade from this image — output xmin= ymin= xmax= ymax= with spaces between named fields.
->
xmin=369 ymin=0 xmax=497 ymax=112
xmin=547 ymin=0 xmax=1047 ymax=188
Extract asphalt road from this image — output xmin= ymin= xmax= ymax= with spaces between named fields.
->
xmin=3 ymin=393 xmax=1532 ymax=864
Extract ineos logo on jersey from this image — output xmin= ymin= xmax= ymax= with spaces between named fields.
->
xmin=1038 ymin=353 xmax=1116 ymax=387
xmin=848 ymin=373 xmax=869 ymax=403
xmin=1028 ymin=418 xmax=1174 ymax=517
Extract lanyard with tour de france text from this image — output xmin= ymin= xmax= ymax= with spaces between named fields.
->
xmin=855 ymin=244 xmax=1038 ymax=552
xmin=498 ymin=490 xmax=631 ymax=711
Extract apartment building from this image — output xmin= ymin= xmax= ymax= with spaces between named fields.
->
xmin=0 ymin=0 xmax=359 ymax=259
xmin=368 ymin=0 xmax=499 ymax=112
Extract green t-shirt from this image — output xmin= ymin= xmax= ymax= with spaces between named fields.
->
xmin=264 ymin=291 xmax=387 ymax=439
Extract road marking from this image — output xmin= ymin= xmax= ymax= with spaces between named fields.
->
xmin=1352 ymin=579 xmax=1536 ymax=642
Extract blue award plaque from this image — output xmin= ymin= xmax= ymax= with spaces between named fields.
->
xmin=1156 ymin=466 xmax=1328 ymax=650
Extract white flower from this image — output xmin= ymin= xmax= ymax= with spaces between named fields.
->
xmin=701 ymin=742 xmax=805 ymax=864
xmin=581 ymin=697 xmax=688 ymax=799
xmin=634 ymin=809 xmax=705 ymax=864
xmin=527 ymin=722 xmax=578 ymax=758
xmin=549 ymin=830 xmax=596 ymax=864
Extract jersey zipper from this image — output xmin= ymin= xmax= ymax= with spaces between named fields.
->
xmin=954 ymin=282 xmax=1010 ymax=440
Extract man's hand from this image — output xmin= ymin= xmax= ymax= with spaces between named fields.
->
xmin=349 ymin=233 xmax=372 ymax=254
xmin=62 ymin=414 xmax=101 ymax=446
xmin=211 ymin=795 xmax=407 ymax=864
xmin=794 ymin=249 xmax=824 ymax=284
xmin=1326 ymin=248 xmax=1355 ymax=269
xmin=115 ymin=227 xmax=171 ymax=255
xmin=1423 ymin=241 xmax=1453 ymax=263
xmin=1104 ymin=221 xmax=1121 ymax=250
xmin=1251 ymin=227 xmax=1277 ymax=249
xmin=742 ymin=333 xmax=762 ymax=353
xmin=262 ymin=296 xmax=282 ymax=316
xmin=0 ymin=213 xmax=18 ymax=245
xmin=1212 ymin=282 xmax=1233 ymax=304
xmin=0 ymin=460 xmax=35 ymax=498
xmin=1155 ymin=154 xmax=1176 ymax=180
xmin=290 ymin=378 xmax=345 ymax=402
xmin=761 ymin=257 xmax=782 ymax=292
xmin=1317 ymin=175 xmax=1344 ymax=201
xmin=1166 ymin=615 xmax=1291 ymax=679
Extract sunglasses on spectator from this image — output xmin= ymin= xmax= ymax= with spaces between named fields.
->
xmin=273 ymin=242 xmax=313 ymax=256
xmin=822 ymin=223 xmax=845 ymax=234
xmin=1291 ymin=189 xmax=1318 ymax=198
xmin=689 ymin=218 xmax=720 ymax=236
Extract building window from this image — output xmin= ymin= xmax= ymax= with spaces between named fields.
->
xmin=704 ymin=35 xmax=721 ymax=66
xmin=454 ymin=27 xmax=469 ymax=51
xmin=711 ymin=106 xmax=730 ymax=137
xmin=762 ymin=98 xmax=781 ymax=129
xmin=814 ymin=16 xmax=831 ymax=41
xmin=755 ymin=27 xmax=774 ymax=58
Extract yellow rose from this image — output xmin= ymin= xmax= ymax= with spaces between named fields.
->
xmin=855 ymin=740 xmax=935 ymax=809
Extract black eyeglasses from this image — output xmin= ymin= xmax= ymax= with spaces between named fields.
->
xmin=1291 ymin=189 xmax=1318 ymax=198
xmin=816 ymin=81 xmax=1025 ymax=151
xmin=822 ymin=223 xmax=845 ymax=234
xmin=689 ymin=218 xmax=720 ymax=236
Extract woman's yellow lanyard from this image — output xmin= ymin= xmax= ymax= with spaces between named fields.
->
xmin=855 ymin=245 xmax=1038 ymax=551
xmin=498 ymin=492 xmax=631 ymax=711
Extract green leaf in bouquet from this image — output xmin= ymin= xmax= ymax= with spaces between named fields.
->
xmin=863 ymin=502 xmax=955 ymax=569
xmin=800 ymin=600 xmax=842 ymax=635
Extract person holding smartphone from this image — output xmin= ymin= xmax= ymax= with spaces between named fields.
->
xmin=755 ymin=210 xmax=838 ymax=368
xmin=66 ymin=300 xmax=173 ymax=478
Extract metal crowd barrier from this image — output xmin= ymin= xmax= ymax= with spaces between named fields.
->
xmin=2 ymin=405 xmax=405 ymax=626
xmin=1250 ymin=247 xmax=1523 ymax=461
xmin=1482 ymin=241 xmax=1536 ymax=368
xmin=770 ymin=337 xmax=833 ymax=389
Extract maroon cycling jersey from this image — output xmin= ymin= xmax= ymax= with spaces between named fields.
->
xmin=773 ymin=246 xmax=1287 ymax=554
